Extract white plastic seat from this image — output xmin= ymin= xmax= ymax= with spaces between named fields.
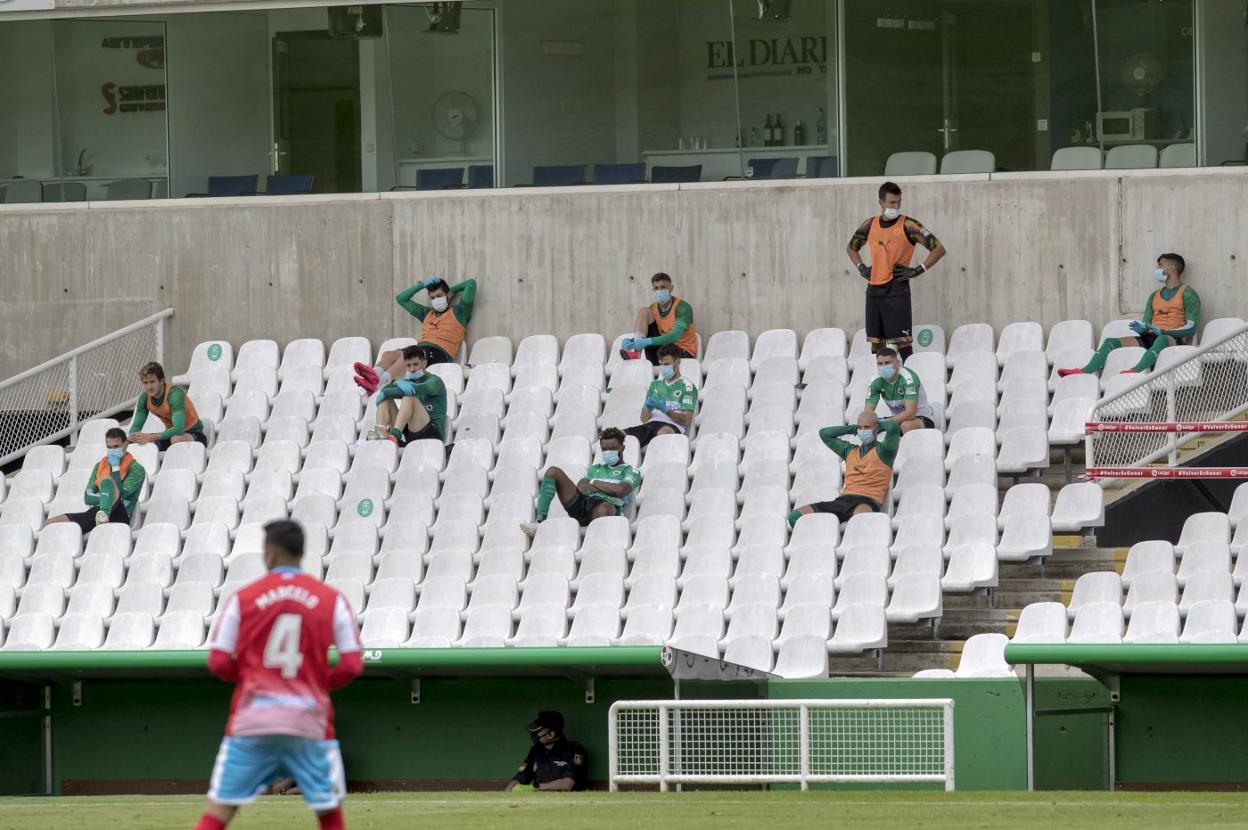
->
xmin=166 ymin=581 xmax=217 ymax=618
xmin=1049 ymin=147 xmax=1101 ymax=171
xmin=410 ymin=579 xmax=465 ymax=616
xmin=509 ymin=604 xmax=570 ymax=647
xmin=1104 ymin=143 xmax=1158 ymax=169
xmin=1175 ymin=541 xmax=1231 ymax=587
xmin=827 ymin=603 xmax=889 ymax=654
xmin=1177 ymin=513 xmax=1231 ymax=553
xmin=702 ymin=330 xmax=749 ymax=367
xmin=940 ymin=149 xmax=994 ymax=174
xmin=562 ymin=604 xmax=621 ymax=646
xmin=2 ymin=613 xmax=56 ymax=650
xmin=997 ymin=427 xmax=1050 ymax=475
xmin=1067 ymin=602 xmax=1124 ymax=644
xmin=1012 ymin=602 xmax=1067 ymax=644
xmin=1121 ymin=541 xmax=1175 ymax=588
xmin=1180 ymin=570 xmax=1235 ymax=613
xmin=559 ymin=333 xmax=605 ymax=374
xmin=66 ymin=581 xmax=117 ymax=618
xmin=997 ymin=514 xmax=1053 ymax=562
xmin=568 ymin=574 xmax=623 ymax=613
xmin=176 ymin=552 xmax=225 ymax=588
xmin=836 ymin=513 xmax=893 ymax=559
xmin=945 ymin=484 xmax=996 ymax=531
xmin=0 ymin=499 xmax=44 ymax=532
xmin=152 ymin=610 xmax=206 ymax=649
xmin=1124 ymin=572 xmax=1178 ymax=615
xmin=26 ymin=552 xmax=77 ymax=590
xmin=885 ymin=573 xmax=941 ymax=623
xmin=798 ymin=328 xmax=846 ymax=370
xmin=617 ymin=603 xmax=674 ymax=645
xmin=405 ymin=606 xmax=461 ymax=647
xmin=994 ymin=322 xmax=1043 ymax=366
xmin=1067 ymin=572 xmax=1123 ymax=620
xmin=943 ymin=515 xmax=998 ymax=554
xmin=884 ymin=151 xmax=937 ymax=176
xmin=1048 ymin=397 xmax=1096 ymax=446
xmin=1123 ymin=601 xmax=1180 ymax=644
xmin=223 ymin=554 xmax=266 ymax=587
xmin=770 ymin=635 xmax=827 ymax=678
xmin=1049 ymin=483 xmax=1105 ymax=532
xmin=358 ymin=607 xmax=410 ymax=648
xmin=954 ymin=633 xmax=1013 ymax=677
xmin=829 ymin=574 xmax=886 ymax=622
xmin=895 ymin=456 xmax=944 ymax=494
xmin=941 ymin=544 xmax=998 ymax=592
xmin=946 ymin=399 xmax=996 ymax=436
xmin=945 ymin=324 xmax=994 ymax=369
xmin=779 ymin=575 xmax=835 ymax=620
xmin=1180 ymin=599 xmax=1238 ymax=643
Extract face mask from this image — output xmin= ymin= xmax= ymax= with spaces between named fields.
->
xmin=882 ymin=207 xmax=900 ymax=221
xmin=405 ymin=370 xmax=424 ymax=380
xmin=877 ymin=364 xmax=897 ymax=380
xmin=658 ymin=364 xmax=675 ymax=380
xmin=107 ymin=447 xmax=124 ymax=465
xmin=1153 ymin=268 xmax=1167 ymax=283
xmin=600 ymin=450 xmax=620 ymax=466
xmin=431 ymin=296 xmax=449 ymax=312
xmin=653 ymin=289 xmax=671 ymax=305
xmin=857 ymin=429 xmax=875 ymax=445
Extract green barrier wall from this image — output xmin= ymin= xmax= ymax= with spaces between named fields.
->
xmin=0 ymin=672 xmax=1110 ymax=794
xmin=770 ymin=678 xmax=1109 ymax=791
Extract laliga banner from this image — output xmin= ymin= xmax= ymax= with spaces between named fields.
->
xmin=1086 ymin=421 xmax=1248 ymax=434
xmin=0 ymin=0 xmax=56 ymax=11
xmin=1085 ymin=467 xmax=1248 ymax=480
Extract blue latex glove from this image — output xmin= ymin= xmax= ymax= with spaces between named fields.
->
xmin=620 ymin=338 xmax=636 ymax=351
xmin=396 ymin=379 xmax=419 ymax=397
xmin=1128 ymin=320 xmax=1146 ymax=335
xmin=645 ymin=397 xmax=662 ymax=411
xmin=1148 ymin=323 xmax=1162 ymax=336
xmin=420 ymin=276 xmax=442 ymax=288
xmin=377 ymin=382 xmax=405 ymax=403
xmin=634 ymin=337 xmax=653 ymax=349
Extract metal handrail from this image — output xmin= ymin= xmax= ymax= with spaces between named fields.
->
xmin=1085 ymin=322 xmax=1248 ymax=470
xmin=0 ymin=308 xmax=174 ymax=466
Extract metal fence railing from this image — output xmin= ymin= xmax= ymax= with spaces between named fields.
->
xmin=1086 ymin=324 xmax=1248 ymax=473
xmin=609 ymin=698 xmax=955 ymax=792
xmin=0 ymin=309 xmax=174 ymax=466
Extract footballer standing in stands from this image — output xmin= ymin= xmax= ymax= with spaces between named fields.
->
xmin=847 ymin=182 xmax=946 ymax=360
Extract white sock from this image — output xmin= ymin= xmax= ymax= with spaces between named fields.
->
xmin=376 ymin=368 xmax=391 ymax=385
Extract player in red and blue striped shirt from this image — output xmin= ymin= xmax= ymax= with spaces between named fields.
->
xmin=192 ymin=520 xmax=362 ymax=830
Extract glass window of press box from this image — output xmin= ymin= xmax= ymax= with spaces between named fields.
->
xmin=0 ymin=1 xmax=1244 ymax=203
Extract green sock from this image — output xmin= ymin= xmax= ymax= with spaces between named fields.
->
xmin=787 ymin=509 xmax=803 ymax=528
xmin=535 ymin=476 xmax=557 ymax=521
xmin=1081 ymin=338 xmax=1120 ymax=373
xmin=387 ymin=426 xmax=406 ymax=445
xmin=1131 ymin=338 xmax=1168 ymax=372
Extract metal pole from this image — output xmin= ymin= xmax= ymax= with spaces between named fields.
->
xmin=658 ymin=704 xmax=670 ymax=793
xmin=799 ymin=704 xmax=810 ymax=792
xmin=1107 ymin=702 xmax=1117 ymax=791
xmin=608 ymin=705 xmax=618 ymax=793
xmin=1025 ymin=664 xmax=1036 ymax=792
xmin=944 ymin=700 xmax=956 ymax=792
xmin=1090 ymin=0 xmax=1105 ymax=156
xmin=43 ymin=685 xmax=53 ymax=795
xmin=727 ymin=0 xmax=745 ymax=176
xmin=67 ymin=355 xmax=79 ymax=439
xmin=1166 ymin=374 xmax=1178 ymax=466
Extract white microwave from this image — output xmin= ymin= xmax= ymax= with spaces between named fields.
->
xmin=1098 ymin=108 xmax=1158 ymax=141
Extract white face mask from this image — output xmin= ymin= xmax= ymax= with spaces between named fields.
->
xmin=430 ymin=296 xmax=449 ymax=312
xmin=882 ymin=207 xmax=900 ymax=221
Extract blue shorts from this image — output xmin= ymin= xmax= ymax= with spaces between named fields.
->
xmin=208 ymin=735 xmax=345 ymax=811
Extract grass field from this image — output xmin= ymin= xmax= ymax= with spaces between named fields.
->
xmin=2 ymin=791 xmax=1248 ymax=829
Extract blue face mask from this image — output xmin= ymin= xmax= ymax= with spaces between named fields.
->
xmin=857 ymin=429 xmax=875 ymax=445
xmin=658 ymin=364 xmax=675 ymax=380
xmin=405 ymin=370 xmax=424 ymax=380
xmin=877 ymin=364 xmax=897 ymax=380
xmin=600 ymin=450 xmax=620 ymax=466
xmin=1153 ymin=267 xmax=1167 ymax=283
xmin=107 ymin=447 xmax=125 ymax=465
xmin=653 ymin=289 xmax=671 ymax=305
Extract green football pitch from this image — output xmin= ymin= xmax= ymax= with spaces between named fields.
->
xmin=2 ymin=791 xmax=1248 ymax=829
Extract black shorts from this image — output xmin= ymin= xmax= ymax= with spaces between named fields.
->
xmin=643 ymin=322 xmax=695 ymax=364
xmin=865 ymin=278 xmax=913 ymax=347
xmin=156 ymin=430 xmax=208 ymax=452
xmin=562 ymin=492 xmax=619 ymax=527
xmin=625 ymin=420 xmax=684 ymax=448
xmin=418 ymin=343 xmax=454 ymax=365
xmin=66 ymin=501 xmax=130 ymax=534
xmin=403 ymin=422 xmax=443 ymax=444
xmin=810 ymin=495 xmax=882 ymax=523
xmin=918 ymin=416 xmax=936 ymax=430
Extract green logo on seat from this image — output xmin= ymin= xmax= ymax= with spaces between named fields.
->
xmin=917 ymin=329 xmax=933 ymax=348
xmin=207 ymin=343 xmax=223 ymax=361
xmin=357 ymin=498 xmax=374 ymax=518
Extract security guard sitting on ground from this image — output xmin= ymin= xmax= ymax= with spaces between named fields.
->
xmin=504 ymin=711 xmax=589 ymax=791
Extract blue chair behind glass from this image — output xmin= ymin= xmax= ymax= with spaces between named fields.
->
xmin=207 ymin=175 xmax=258 ymax=197
xmin=467 ymin=165 xmax=494 ymax=188
xmin=748 ymin=157 xmax=798 ymax=179
xmin=805 ymin=155 xmax=838 ymax=178
xmin=265 ymin=174 xmax=315 ymax=195
xmin=532 ymin=165 xmax=587 ymax=187
xmin=416 ymin=168 xmax=465 ymax=190
xmin=651 ymin=165 xmax=702 ymax=183
xmin=593 ymin=163 xmax=646 ymax=185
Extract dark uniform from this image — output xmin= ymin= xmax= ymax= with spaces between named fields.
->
xmin=512 ymin=737 xmax=589 ymax=791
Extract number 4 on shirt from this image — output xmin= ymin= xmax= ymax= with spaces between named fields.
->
xmin=264 ymin=613 xmax=305 ymax=679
